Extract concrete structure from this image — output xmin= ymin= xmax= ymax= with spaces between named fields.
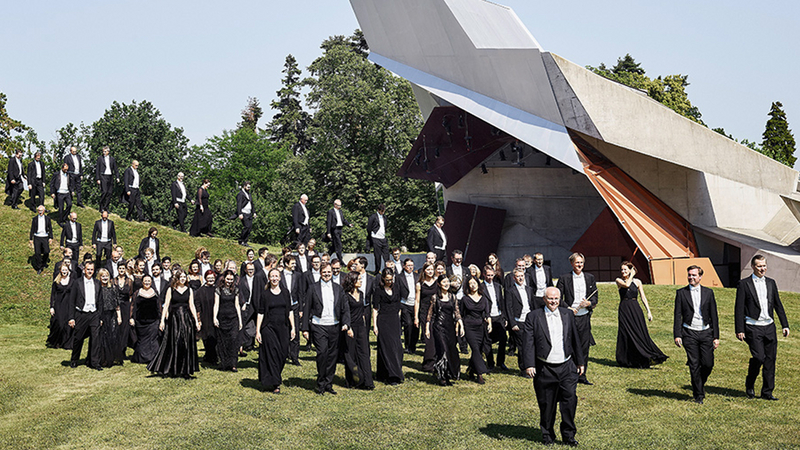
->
xmin=349 ymin=0 xmax=800 ymax=291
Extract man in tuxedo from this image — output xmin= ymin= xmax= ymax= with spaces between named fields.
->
xmin=674 ymin=265 xmax=719 ymax=404
xmin=396 ymin=258 xmax=419 ymax=354
xmin=389 ymin=248 xmax=403 ymax=275
xmin=170 ymin=172 xmax=189 ymax=232
xmin=735 ymin=254 xmax=790 ymax=400
xmin=29 ymin=205 xmax=53 ymax=275
xmin=446 ymin=250 xmax=466 ymax=298
xmin=280 ymin=257 xmax=303 ymax=365
xmin=105 ymin=250 xmax=124 ymax=279
xmin=94 ymin=146 xmax=119 ymax=212
xmin=523 ymin=286 xmax=584 ymax=447
xmin=556 ymin=252 xmax=598 ymax=385
xmin=150 ymin=263 xmax=168 ymax=305
xmin=426 ymin=216 xmax=447 ymax=262
xmin=50 ymin=163 xmax=72 ymax=224
xmin=504 ymin=258 xmax=533 ymax=291
xmin=291 ymin=194 xmax=311 ymax=247
xmin=68 ymin=261 xmax=102 ymax=370
xmin=301 ymin=255 xmax=323 ymax=302
xmin=301 ymin=262 xmax=351 ymax=395
xmin=64 ymin=146 xmax=84 ymax=207
xmin=325 ymin=199 xmax=352 ymax=262
xmin=530 ymin=253 xmax=554 ymax=304
xmin=5 ymin=149 xmax=25 ymax=209
xmin=235 ymin=181 xmax=255 ymax=247
xmin=330 ymin=258 xmax=343 ymax=285
xmin=506 ymin=268 xmax=537 ymax=374
xmin=138 ymin=227 xmax=160 ymax=262
xmin=27 ymin=151 xmax=46 ymax=209
xmin=366 ymin=204 xmax=389 ymax=274
xmin=91 ymin=210 xmax=117 ymax=267
xmin=60 ymin=212 xmax=83 ymax=258
xmin=239 ymin=262 xmax=258 ymax=352
xmin=53 ymin=247 xmax=80 ymax=279
xmin=123 ymin=160 xmax=143 ymax=221
xmin=294 ymin=242 xmax=310 ymax=274
xmin=483 ymin=265 xmax=508 ymax=371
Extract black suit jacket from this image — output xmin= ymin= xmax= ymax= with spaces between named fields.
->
xmin=170 ymin=181 xmax=187 ymax=205
xmin=734 ymin=276 xmax=789 ymax=334
xmin=366 ymin=212 xmax=387 ymax=248
xmin=63 ymin=154 xmax=83 ymax=176
xmin=122 ymin=167 xmax=138 ymax=192
xmin=280 ymin=270 xmax=303 ymax=310
xmin=238 ymin=275 xmax=258 ymax=309
xmin=674 ymin=285 xmax=719 ymax=340
xmin=426 ymin=225 xmax=446 ymax=253
xmin=151 ymin=277 xmax=169 ymax=304
xmin=528 ymin=265 xmax=554 ymax=294
xmin=503 ymin=271 xmax=534 ymax=292
xmin=29 ymin=215 xmax=54 ymax=240
xmin=483 ymin=280 xmax=507 ymax=324
xmin=91 ymin=219 xmax=117 ymax=246
xmin=69 ymin=277 xmax=102 ymax=320
xmin=94 ymin=155 xmax=118 ymax=181
xmin=138 ymin=237 xmax=160 ymax=261
xmin=6 ymin=157 xmax=24 ymax=184
xmin=395 ymin=269 xmax=418 ymax=301
xmin=556 ymin=272 xmax=598 ymax=311
xmin=294 ymin=254 xmax=311 ymax=274
xmin=50 ymin=171 xmax=70 ymax=195
xmin=54 ymin=259 xmax=80 ymax=279
xmin=301 ymin=281 xmax=350 ymax=331
xmin=326 ymin=208 xmax=351 ymax=235
xmin=236 ymin=190 xmax=254 ymax=217
xmin=522 ymin=306 xmax=584 ymax=369
xmin=505 ymin=283 xmax=538 ymax=322
xmin=59 ymin=220 xmax=83 ymax=248
xmin=292 ymin=202 xmax=308 ymax=230
xmin=27 ymin=160 xmax=45 ymax=182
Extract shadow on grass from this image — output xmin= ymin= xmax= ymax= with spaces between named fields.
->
xmin=240 ymin=378 xmax=269 ymax=392
xmin=286 ymin=377 xmax=318 ymax=392
xmin=627 ymin=388 xmax=692 ymax=401
xmin=684 ymin=385 xmax=748 ymax=398
xmin=589 ymin=357 xmax=618 ymax=367
xmin=479 ymin=423 xmax=541 ymax=442
xmin=238 ymin=360 xmax=258 ymax=369
xmin=404 ymin=371 xmax=438 ymax=385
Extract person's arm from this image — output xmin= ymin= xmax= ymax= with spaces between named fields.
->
xmin=188 ymin=290 xmax=200 ymax=331
xmin=288 ymin=309 xmax=296 ymax=341
xmin=197 ymin=188 xmax=204 ymax=212
xmin=413 ymin=283 xmax=421 ymax=327
xmin=636 ymin=279 xmax=653 ymax=321
xmin=673 ymin=290 xmax=683 ymax=347
xmin=255 ymin=313 xmax=264 ymax=344
xmin=372 ymin=304 xmax=379 ymax=336
xmin=454 ymin=294 xmax=464 ymax=337
xmin=160 ymin=289 xmax=172 ymax=331
xmin=236 ymin=294 xmax=243 ymax=330
xmin=213 ymin=293 xmax=220 ymax=327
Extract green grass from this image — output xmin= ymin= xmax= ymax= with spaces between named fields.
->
xmin=1 ymin=200 xmax=799 ymax=449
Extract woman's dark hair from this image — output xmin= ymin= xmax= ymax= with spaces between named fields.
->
xmin=342 ymin=272 xmax=360 ymax=293
xmin=221 ymin=269 xmax=236 ymax=287
xmin=380 ymin=268 xmax=395 ymax=287
xmin=148 ymin=226 xmax=157 ymax=236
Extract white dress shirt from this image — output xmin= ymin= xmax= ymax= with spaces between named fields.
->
xmin=34 ymin=215 xmax=48 ymax=237
xmin=516 ymin=284 xmax=531 ymax=322
xmin=534 ymin=266 xmax=547 ymax=297
xmin=130 ymin=169 xmax=139 ymax=188
xmin=313 ymin=280 xmax=338 ymax=325
xmin=82 ymin=277 xmax=96 ymax=312
xmin=58 ymin=172 xmax=70 ymax=193
xmin=402 ymin=271 xmax=416 ymax=306
xmin=99 ymin=220 xmax=110 ymax=242
xmin=684 ymin=285 xmax=709 ymax=331
xmin=485 ymin=281 xmax=500 ymax=317
xmin=543 ymin=307 xmax=569 ymax=364
xmin=748 ymin=274 xmax=774 ymax=325
xmin=71 ymin=154 xmax=80 ymax=174
xmin=103 ymin=155 xmax=111 ymax=175
xmin=335 ymin=208 xmax=343 ymax=227
xmin=571 ymin=272 xmax=589 ymax=316
xmin=371 ymin=214 xmax=386 ymax=239
xmin=241 ymin=190 xmax=252 ymax=215
xmin=67 ymin=221 xmax=78 ymax=243
xmin=34 ymin=161 xmax=42 ymax=178
xmin=301 ymin=202 xmax=309 ymax=225
xmin=177 ymin=181 xmax=186 ymax=202
xmin=435 ymin=225 xmax=447 ymax=250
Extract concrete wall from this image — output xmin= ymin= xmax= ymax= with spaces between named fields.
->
xmin=443 ymin=166 xmax=606 ymax=275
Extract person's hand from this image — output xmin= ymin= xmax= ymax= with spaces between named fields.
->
xmin=242 ymin=305 xmax=247 ymax=311
xmin=50 ymin=308 xmax=55 ymax=317
xmin=487 ymin=322 xmax=492 ymax=333
xmin=100 ymin=320 xmax=103 ymax=326
xmin=348 ymin=224 xmax=354 ymax=228
xmin=526 ymin=367 xmax=536 ymax=378
xmin=373 ymin=326 xmax=379 ymax=336
xmin=580 ymin=299 xmax=591 ymax=308
xmin=238 ymin=322 xmax=242 ymax=331
xmin=647 ymin=311 xmax=653 ymax=322
xmin=298 ymin=312 xmax=303 ymax=318
xmin=674 ymin=337 xmax=682 ymax=348
xmin=10 ymin=179 xmax=15 ymax=184
xmin=347 ymin=329 xmax=354 ymax=338
xmin=783 ymin=328 xmax=790 ymax=338
xmin=127 ymin=191 xmax=131 ymax=196
xmin=512 ymin=325 xmax=519 ymax=332
xmin=414 ymin=317 xmax=419 ymax=327
xmin=425 ymin=329 xmax=430 ymax=340
xmin=737 ymin=332 xmax=745 ymax=341
xmin=200 ymin=206 xmax=204 ymax=213
xmin=578 ymin=365 xmax=585 ymax=376
xmin=713 ymin=339 xmax=720 ymax=349
xmin=68 ymin=319 xmax=75 ymax=328
xmin=129 ymin=318 xmax=135 ymax=326
xmin=569 ymin=307 xmax=578 ymax=315
xmin=51 ymin=194 xmax=55 ymax=199
xmin=256 ymin=332 xmax=262 ymax=344
xmin=28 ymin=240 xmax=33 ymax=248
xmin=238 ymin=215 xmax=243 ymax=220
xmin=97 ymin=180 xmax=101 ymax=185
xmin=92 ymin=244 xmax=97 ymax=249
xmin=327 ymin=234 xmax=331 ymax=239
xmin=159 ymin=320 xmax=165 ymax=331
xmin=174 ymin=203 xmax=179 ymax=209
xmin=49 ymin=239 xmax=53 ymax=245
xmin=302 ymin=331 xmax=309 ymax=340
xmin=290 ymin=329 xmax=296 ymax=340
xmin=117 ymin=316 xmax=122 ymax=325
xmin=295 ymin=228 xmax=300 ymax=234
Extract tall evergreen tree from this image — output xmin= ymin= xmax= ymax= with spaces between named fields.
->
xmin=0 ymin=92 xmax=28 ymax=159
xmin=268 ymin=54 xmax=311 ymax=156
xmin=238 ymin=97 xmax=263 ymax=131
xmin=760 ymin=101 xmax=796 ymax=167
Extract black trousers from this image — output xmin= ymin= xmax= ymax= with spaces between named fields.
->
xmin=371 ymin=237 xmax=389 ymax=273
xmin=288 ymin=308 xmax=301 ymax=362
xmin=329 ymin=227 xmax=344 ymax=262
xmin=126 ymin=188 xmax=143 ymax=221
xmin=174 ymin=202 xmax=187 ymax=232
xmin=310 ymin=323 xmax=340 ymax=392
xmin=68 ymin=173 xmax=82 ymax=206
xmin=682 ymin=327 xmax=715 ymax=400
xmin=96 ymin=241 xmax=112 ymax=266
xmin=401 ymin=303 xmax=418 ymax=352
xmin=98 ymin=175 xmax=113 ymax=211
xmin=7 ymin=181 xmax=23 ymax=206
xmin=296 ymin=225 xmax=310 ymax=246
xmin=433 ymin=248 xmax=446 ymax=262
xmin=486 ymin=316 xmax=507 ymax=368
xmin=239 ymin=213 xmax=253 ymax=244
xmin=71 ymin=310 xmax=101 ymax=367
xmin=511 ymin=319 xmax=526 ymax=370
xmin=574 ymin=313 xmax=593 ymax=381
xmin=745 ymin=322 xmax=778 ymax=396
xmin=54 ymin=192 xmax=72 ymax=224
xmin=32 ymin=236 xmax=50 ymax=271
xmin=29 ymin=179 xmax=45 ymax=208
xmin=534 ymin=358 xmax=579 ymax=443
xmin=65 ymin=243 xmax=81 ymax=259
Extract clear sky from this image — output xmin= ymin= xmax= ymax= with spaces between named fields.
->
xmin=2 ymin=0 xmax=798 ymax=163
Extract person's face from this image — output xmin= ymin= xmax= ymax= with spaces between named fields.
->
xmin=118 ymin=265 xmax=126 ymax=276
xmin=439 ymin=277 xmax=451 ymax=291
xmin=202 ymin=256 xmax=209 ymax=264
xmin=151 ymin=265 xmax=161 ymax=277
xmin=178 ymin=273 xmax=187 ymax=285
xmin=297 ymin=244 xmax=306 ymax=254
xmin=484 ymin=270 xmax=494 ymax=283
xmin=137 ymin=261 xmax=145 ymax=272
xmin=620 ymin=265 xmax=630 ymax=278
xmin=321 ymin=255 xmax=330 ymax=264
xmin=515 ymin=260 xmax=526 ymax=271
xmin=226 ymin=261 xmax=237 ymax=272
xmin=132 ymin=161 xmax=139 ymax=170
xmin=334 ymin=201 xmax=341 ymax=209
xmin=352 ymin=260 xmax=363 ymax=273
xmin=269 ymin=270 xmax=280 ymax=286
xmin=247 ymin=250 xmax=254 ymax=260
xmin=205 ymin=273 xmax=216 ymax=285
xmin=436 ymin=218 xmax=444 ymax=228
xmin=488 ymin=254 xmax=497 ymax=265
xmin=392 ymin=250 xmax=401 ymax=261
xmin=84 ymin=265 xmax=94 ymax=279
xmin=687 ymin=268 xmax=701 ymax=287
xmin=300 ymin=196 xmax=308 ymax=205
xmin=331 ymin=263 xmax=341 ymax=276
xmin=62 ymin=165 xmax=68 ymax=173
xmin=100 ymin=272 xmax=109 ymax=284
xmin=60 ymin=265 xmax=70 ymax=277
xmin=38 ymin=206 xmax=46 ymax=215
xmin=145 ymin=252 xmax=153 ymax=261
xmin=515 ymin=271 xmax=525 ymax=285
xmin=70 ymin=147 xmax=77 ymax=155
xmin=214 ymin=261 xmax=223 ymax=271
xmin=102 ymin=148 xmax=109 ymax=156
xmin=470 ymin=266 xmax=480 ymax=277
xmin=524 ymin=257 xmax=532 ymax=268
xmin=116 ymin=247 xmax=124 ymax=257
xmin=246 ymin=266 xmax=255 ymax=277
xmin=545 ymin=290 xmax=560 ymax=312
xmin=308 ymin=239 xmax=316 ymax=249
xmin=534 ymin=255 xmax=544 ymax=268
xmin=384 ymin=274 xmax=394 ymax=287
xmin=355 ymin=277 xmax=362 ymax=288
xmin=244 ymin=184 xmax=250 ymax=192
xmin=225 ymin=274 xmax=234 ymax=286
xmin=163 ymin=260 xmax=171 ymax=270
xmin=468 ymin=278 xmax=478 ymax=293
xmin=286 ymin=260 xmax=296 ymax=272
xmin=64 ymin=249 xmax=73 ymax=259
xmin=404 ymin=261 xmax=414 ymax=273
xmin=435 ymin=265 xmax=445 ymax=276
xmin=321 ymin=266 xmax=332 ymax=282
xmin=191 ymin=263 xmax=199 ymax=274
xmin=150 ymin=230 xmax=158 ymax=238
xmin=34 ymin=153 xmax=41 ymax=161
xmin=102 ymin=211 xmax=108 ymax=220
xmin=311 ymin=258 xmax=321 ymax=270
xmin=425 ymin=265 xmax=434 ymax=278
xmin=142 ymin=277 xmax=152 ymax=288
xmin=178 ymin=173 xmax=184 ymax=181
xmin=452 ymin=254 xmax=462 ymax=266
xmin=752 ymin=259 xmax=767 ymax=277
xmin=426 ymin=253 xmax=436 ymax=264
xmin=571 ymin=257 xmax=584 ymax=274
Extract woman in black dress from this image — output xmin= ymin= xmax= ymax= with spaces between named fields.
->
xmin=148 ymin=269 xmax=201 ymax=377
xmin=341 ymin=272 xmax=374 ymax=390
xmin=130 ymin=275 xmax=160 ymax=364
xmin=372 ymin=268 xmax=404 ymax=385
xmin=255 ymin=268 xmax=295 ymax=393
xmin=460 ymin=277 xmax=490 ymax=384
xmin=415 ymin=262 xmax=438 ymax=372
xmin=186 ymin=260 xmax=202 ymax=290
xmin=132 ymin=259 xmax=146 ymax=292
xmin=115 ymin=262 xmax=134 ymax=358
xmin=195 ymin=270 xmax=218 ymax=364
xmin=486 ymin=253 xmax=504 ymax=281
xmin=189 ymin=179 xmax=212 ymax=237
xmin=615 ymin=262 xmax=668 ymax=368
xmin=47 ymin=263 xmax=74 ymax=349
xmin=97 ymin=269 xmax=123 ymax=367
xmin=426 ymin=275 xmax=464 ymax=385
xmin=214 ymin=270 xmax=242 ymax=372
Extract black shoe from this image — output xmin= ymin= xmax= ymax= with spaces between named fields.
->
xmin=541 ymin=439 xmax=555 ymax=446
xmin=477 ymin=374 xmax=485 ymax=385
xmin=578 ymin=379 xmax=593 ymax=386
xmin=762 ymin=394 xmax=779 ymax=401
xmin=291 ymin=360 xmax=301 ymax=366
xmin=11 ymin=205 xmax=19 ymax=210
xmin=316 ymin=389 xmax=325 ymax=395
xmin=325 ymin=388 xmax=337 ymax=395
xmin=746 ymin=388 xmax=755 ymax=399
xmin=693 ymin=397 xmax=704 ymax=405
xmin=36 ymin=269 xmax=42 ymax=275
xmin=498 ymin=363 xmax=509 ymax=371
xmin=69 ymin=361 xmax=78 ymax=368
xmin=564 ymin=437 xmax=579 ymax=447
xmin=93 ymin=366 xmax=103 ymax=371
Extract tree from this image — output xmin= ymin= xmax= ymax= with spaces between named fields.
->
xmin=268 ymin=54 xmax=311 ymax=156
xmin=612 ymin=54 xmax=645 ymax=76
xmin=46 ymin=123 xmax=90 ymax=176
xmin=87 ymin=100 xmax=190 ymax=222
xmin=0 ymin=92 xmax=28 ymax=158
xmin=760 ymin=101 xmax=797 ymax=167
xmin=302 ymin=31 xmax=437 ymax=251
xmin=238 ymin=97 xmax=263 ymax=131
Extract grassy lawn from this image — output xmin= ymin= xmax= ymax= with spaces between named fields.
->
xmin=1 ymin=201 xmax=798 ymax=449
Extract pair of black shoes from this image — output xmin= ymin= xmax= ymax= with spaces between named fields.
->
xmin=543 ymin=438 xmax=578 ymax=447
xmin=317 ymin=387 xmax=337 ymax=395
xmin=747 ymin=387 xmax=779 ymax=401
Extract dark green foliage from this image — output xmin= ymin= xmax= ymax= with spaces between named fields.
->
xmin=0 ymin=92 xmax=28 ymax=161
xmin=611 ymin=53 xmax=645 ymax=75
xmin=268 ymin=55 xmax=312 ymax=156
xmin=238 ymin=97 xmax=263 ymax=131
xmin=760 ymin=101 xmax=797 ymax=167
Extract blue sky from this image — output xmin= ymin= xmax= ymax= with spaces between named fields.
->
xmin=2 ymin=0 xmax=798 ymax=161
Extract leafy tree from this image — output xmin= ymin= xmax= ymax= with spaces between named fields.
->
xmin=612 ymin=54 xmax=645 ymax=75
xmin=302 ymin=31 xmax=437 ymax=251
xmin=0 ymin=92 xmax=28 ymax=159
xmin=46 ymin=123 xmax=90 ymax=176
xmin=238 ymin=97 xmax=263 ymax=131
xmin=268 ymin=54 xmax=311 ymax=156
xmin=86 ymin=100 xmax=190 ymax=222
xmin=760 ymin=101 xmax=796 ymax=167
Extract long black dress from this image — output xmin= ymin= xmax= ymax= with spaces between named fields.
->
xmin=99 ymin=285 xmax=123 ymax=367
xmin=131 ymin=290 xmax=161 ymax=364
xmin=216 ymin=286 xmax=240 ymax=370
xmin=418 ymin=281 xmax=438 ymax=372
xmin=189 ymin=187 xmax=212 ymax=237
xmin=257 ymin=287 xmax=291 ymax=388
xmin=428 ymin=293 xmax=461 ymax=383
xmin=194 ymin=284 xmax=218 ymax=364
xmin=616 ymin=283 xmax=669 ymax=368
xmin=342 ymin=290 xmax=374 ymax=389
xmin=460 ymin=294 xmax=490 ymax=376
xmin=47 ymin=278 xmax=73 ymax=349
xmin=116 ymin=278 xmax=134 ymax=355
xmin=374 ymin=287 xmax=404 ymax=384
xmin=148 ymin=287 xmax=199 ymax=377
